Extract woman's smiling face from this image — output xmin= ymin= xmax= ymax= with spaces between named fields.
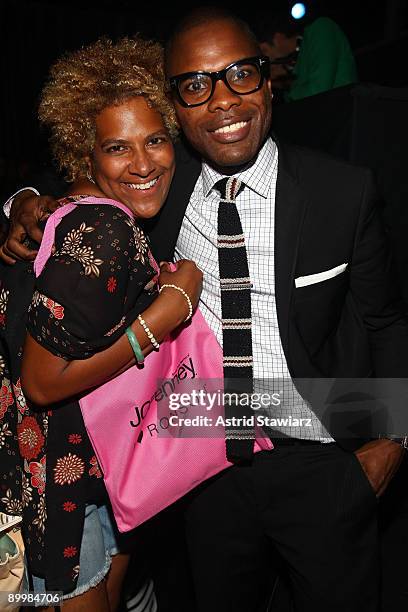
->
xmin=89 ymin=96 xmax=176 ymax=218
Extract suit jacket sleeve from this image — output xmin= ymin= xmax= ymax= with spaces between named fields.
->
xmin=350 ymin=169 xmax=408 ymax=376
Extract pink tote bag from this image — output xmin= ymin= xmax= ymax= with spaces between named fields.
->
xmin=34 ymin=197 xmax=272 ymax=532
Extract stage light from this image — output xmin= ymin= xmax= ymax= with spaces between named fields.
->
xmin=291 ymin=3 xmax=306 ymax=19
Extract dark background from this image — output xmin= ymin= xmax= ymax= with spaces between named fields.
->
xmin=1 ymin=0 xmax=408 ymax=305
xmin=1 ymin=0 xmax=407 ymax=187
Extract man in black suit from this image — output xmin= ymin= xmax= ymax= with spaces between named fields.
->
xmin=2 ymin=8 xmax=408 ymax=612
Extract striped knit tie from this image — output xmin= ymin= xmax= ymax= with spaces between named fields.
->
xmin=216 ymin=176 xmax=255 ymax=463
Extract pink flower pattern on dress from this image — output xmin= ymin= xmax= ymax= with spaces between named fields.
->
xmin=68 ymin=434 xmax=82 ymax=445
xmin=28 ymin=456 xmax=46 ymax=495
xmin=89 ymin=455 xmax=103 ymax=479
xmin=0 ymin=199 xmax=157 ymax=592
xmin=107 ymin=276 xmax=117 ymax=293
xmin=31 ymin=291 xmax=65 ymax=320
xmin=0 ymin=380 xmax=14 ymax=420
xmin=63 ymin=546 xmax=77 ymax=559
xmin=63 ymin=501 xmax=77 ymax=513
xmin=17 ymin=416 xmax=45 ymax=460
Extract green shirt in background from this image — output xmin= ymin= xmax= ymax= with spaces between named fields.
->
xmin=286 ymin=17 xmax=358 ymax=101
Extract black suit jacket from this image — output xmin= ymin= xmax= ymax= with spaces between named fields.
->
xmin=145 ymin=136 xmax=408 ymax=449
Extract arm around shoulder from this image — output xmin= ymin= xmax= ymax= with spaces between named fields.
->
xmin=0 ymin=190 xmax=61 ymax=264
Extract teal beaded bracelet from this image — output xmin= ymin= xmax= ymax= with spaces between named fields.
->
xmin=126 ymin=327 xmax=144 ymax=365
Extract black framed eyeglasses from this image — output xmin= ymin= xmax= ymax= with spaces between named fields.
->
xmin=169 ymin=56 xmax=270 ymax=108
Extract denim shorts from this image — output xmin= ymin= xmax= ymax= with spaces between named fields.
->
xmin=31 ymin=503 xmax=120 ymax=601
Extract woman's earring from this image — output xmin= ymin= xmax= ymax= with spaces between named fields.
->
xmin=86 ymin=170 xmax=96 ymax=185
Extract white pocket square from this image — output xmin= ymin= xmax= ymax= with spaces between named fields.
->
xmin=295 ymin=263 xmax=348 ymax=288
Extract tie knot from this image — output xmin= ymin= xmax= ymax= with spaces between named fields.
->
xmin=215 ymin=177 xmax=244 ymax=201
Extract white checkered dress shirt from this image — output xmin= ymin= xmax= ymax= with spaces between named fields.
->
xmin=175 ymin=137 xmax=333 ymax=442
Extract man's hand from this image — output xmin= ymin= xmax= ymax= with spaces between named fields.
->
xmin=354 ymin=438 xmax=404 ymax=497
xmin=0 ymin=191 xmax=60 ymax=264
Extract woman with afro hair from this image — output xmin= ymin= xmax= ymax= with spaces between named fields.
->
xmin=0 ymin=36 xmax=202 ymax=610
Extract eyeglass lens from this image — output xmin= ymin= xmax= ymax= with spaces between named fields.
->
xmin=178 ymin=61 xmax=262 ymax=105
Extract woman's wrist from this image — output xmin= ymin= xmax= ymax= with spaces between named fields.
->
xmin=131 ymin=292 xmax=185 ymax=345
xmin=157 ymin=286 xmax=191 ymax=324
xmin=159 ymin=284 xmax=193 ymax=322
xmin=137 ymin=314 xmax=160 ymax=350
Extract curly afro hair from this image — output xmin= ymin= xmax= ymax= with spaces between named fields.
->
xmin=39 ymin=36 xmax=178 ymax=181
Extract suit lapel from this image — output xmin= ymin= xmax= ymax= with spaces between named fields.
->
xmin=274 ymin=141 xmax=308 ymax=362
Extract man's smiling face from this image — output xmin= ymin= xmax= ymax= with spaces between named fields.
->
xmin=166 ymin=18 xmax=272 ymax=171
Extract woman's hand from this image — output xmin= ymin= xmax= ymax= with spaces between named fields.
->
xmin=159 ymin=259 xmax=203 ymax=311
xmin=137 ymin=260 xmax=203 ymax=344
xmin=22 ymin=259 xmax=203 ymax=407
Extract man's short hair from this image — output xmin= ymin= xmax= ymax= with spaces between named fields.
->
xmin=165 ymin=7 xmax=262 ymax=70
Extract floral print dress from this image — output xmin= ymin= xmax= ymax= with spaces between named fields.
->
xmin=0 ymin=197 xmax=157 ymax=592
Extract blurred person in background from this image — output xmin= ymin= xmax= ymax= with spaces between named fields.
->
xmin=256 ymin=10 xmax=358 ymax=101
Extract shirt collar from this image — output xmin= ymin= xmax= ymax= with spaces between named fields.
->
xmin=201 ymin=137 xmax=277 ymax=199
